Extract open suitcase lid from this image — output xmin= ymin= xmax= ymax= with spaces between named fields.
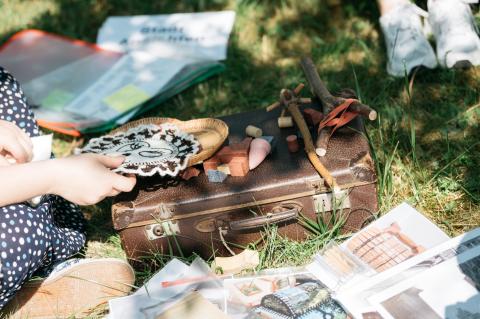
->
xmin=112 ymin=107 xmax=377 ymax=231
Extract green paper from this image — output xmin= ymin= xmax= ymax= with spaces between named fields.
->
xmin=41 ymin=89 xmax=74 ymax=111
xmin=103 ymin=84 xmax=151 ymax=113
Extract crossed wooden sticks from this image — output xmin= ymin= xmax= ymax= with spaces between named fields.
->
xmin=266 ymin=57 xmax=377 ymax=190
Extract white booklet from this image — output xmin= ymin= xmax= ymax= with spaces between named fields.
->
xmin=338 ymin=227 xmax=480 ymax=318
xmin=96 ymin=11 xmax=236 ymax=60
xmin=62 ymin=11 xmax=236 ymax=128
xmin=307 ymin=203 xmax=450 ymax=291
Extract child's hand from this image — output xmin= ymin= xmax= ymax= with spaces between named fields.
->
xmin=0 ymin=120 xmax=33 ymax=164
xmin=51 ymin=153 xmax=136 ymax=205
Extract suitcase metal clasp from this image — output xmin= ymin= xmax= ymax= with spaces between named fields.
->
xmin=312 ymin=189 xmax=351 ymax=212
xmin=145 ymin=220 xmax=180 ymax=240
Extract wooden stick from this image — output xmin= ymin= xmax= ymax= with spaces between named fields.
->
xmin=315 ymin=127 xmax=331 ymax=157
xmin=299 ymin=97 xmax=312 ymax=104
xmin=300 ymin=57 xmax=377 ymax=157
xmin=350 ymin=102 xmax=377 ymax=121
xmin=266 ymin=101 xmax=281 ymax=112
xmin=300 ymin=57 xmax=336 ymax=113
xmin=301 ymin=58 xmax=377 ymax=121
xmin=286 ymin=99 xmax=337 ymax=189
xmin=293 ymin=83 xmax=305 ymax=96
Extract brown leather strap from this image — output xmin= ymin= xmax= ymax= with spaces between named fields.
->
xmin=319 ymin=99 xmax=361 ymax=135
xmin=228 ymin=206 xmax=300 ymax=232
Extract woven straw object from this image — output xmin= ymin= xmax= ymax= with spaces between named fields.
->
xmin=111 ymin=117 xmax=229 ymax=166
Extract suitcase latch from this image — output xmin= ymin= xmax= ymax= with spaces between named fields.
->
xmin=312 ymin=190 xmax=351 ymax=212
xmin=154 ymin=203 xmax=175 ymax=220
xmin=306 ymin=178 xmax=326 ymax=193
xmin=145 ymin=221 xmax=180 ymax=240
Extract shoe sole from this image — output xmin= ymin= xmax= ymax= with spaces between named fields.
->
xmin=5 ymin=259 xmax=135 ymax=319
xmin=453 ymin=60 xmax=473 ymax=69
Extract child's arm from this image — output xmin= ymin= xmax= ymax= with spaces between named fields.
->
xmin=0 ymin=154 xmax=136 ymax=206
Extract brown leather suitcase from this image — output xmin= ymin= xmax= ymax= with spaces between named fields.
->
xmin=112 ymin=107 xmax=378 ymax=265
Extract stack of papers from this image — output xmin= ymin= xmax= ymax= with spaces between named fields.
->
xmin=0 ymin=11 xmax=235 ymax=135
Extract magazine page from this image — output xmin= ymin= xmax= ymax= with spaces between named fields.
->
xmin=307 ymin=203 xmax=450 ymax=290
xmin=336 ymin=228 xmax=480 ymax=318
xmin=368 ymin=228 xmax=480 ymax=319
xmin=63 ymin=52 xmax=189 ymax=123
xmin=97 ymin=11 xmax=236 ymax=61
xmin=223 ymin=267 xmax=348 ymax=319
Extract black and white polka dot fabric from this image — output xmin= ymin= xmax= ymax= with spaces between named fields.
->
xmin=0 ymin=67 xmax=86 ymax=309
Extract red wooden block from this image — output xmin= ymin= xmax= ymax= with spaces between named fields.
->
xmin=217 ymin=138 xmax=251 ymax=163
xmin=303 ymin=108 xmax=324 ymax=126
xmin=228 ymin=156 xmax=249 ymax=177
xmin=230 ymin=137 xmax=252 ymax=152
xmin=203 ymin=155 xmax=220 ymax=172
xmin=216 ymin=146 xmax=235 ymax=163
xmin=180 ymin=167 xmax=201 ymax=181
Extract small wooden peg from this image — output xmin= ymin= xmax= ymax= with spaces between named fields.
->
xmin=277 ymin=116 xmax=294 ymax=128
xmin=286 ymin=135 xmax=300 ymax=153
xmin=245 ymin=125 xmax=263 ymax=138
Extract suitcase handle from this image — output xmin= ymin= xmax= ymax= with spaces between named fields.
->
xmin=227 ymin=204 xmax=300 ymax=232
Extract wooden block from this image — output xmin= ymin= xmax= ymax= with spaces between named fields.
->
xmin=230 ymin=137 xmax=252 ymax=152
xmin=180 ymin=167 xmax=201 ymax=180
xmin=216 ymin=146 xmax=234 ymax=163
xmin=217 ymin=164 xmax=231 ymax=175
xmin=203 ymin=155 xmax=220 ymax=172
xmin=228 ymin=156 xmax=249 ymax=177
xmin=303 ymin=108 xmax=324 ymax=126
xmin=207 ymin=170 xmax=228 ymax=183
xmin=217 ymin=145 xmax=249 ymax=163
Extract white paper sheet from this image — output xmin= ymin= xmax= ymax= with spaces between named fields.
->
xmin=108 ymin=258 xmax=226 ymax=319
xmin=31 ymin=134 xmax=53 ymax=162
xmin=97 ymin=11 xmax=236 ymax=61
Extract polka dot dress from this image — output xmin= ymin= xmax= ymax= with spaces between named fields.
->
xmin=0 ymin=67 xmax=86 ymax=309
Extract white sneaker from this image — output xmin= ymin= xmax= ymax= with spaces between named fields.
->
xmin=380 ymin=3 xmax=438 ymax=77
xmin=428 ymin=0 xmax=480 ymax=68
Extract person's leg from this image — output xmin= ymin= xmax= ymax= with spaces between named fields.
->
xmin=377 ymin=0 xmax=437 ymax=76
xmin=428 ymin=0 xmax=480 ymax=68
xmin=0 ymin=201 xmax=89 ymax=310
xmin=377 ymin=0 xmax=410 ymax=15
xmin=0 ymin=67 xmax=86 ymax=309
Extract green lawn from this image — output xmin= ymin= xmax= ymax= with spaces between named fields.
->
xmin=1 ymin=0 xmax=480 ymax=316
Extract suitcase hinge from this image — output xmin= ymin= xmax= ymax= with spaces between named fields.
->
xmin=145 ymin=220 xmax=180 ymax=240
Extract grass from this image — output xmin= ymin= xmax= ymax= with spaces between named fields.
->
xmin=1 ymin=0 xmax=480 ymax=317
